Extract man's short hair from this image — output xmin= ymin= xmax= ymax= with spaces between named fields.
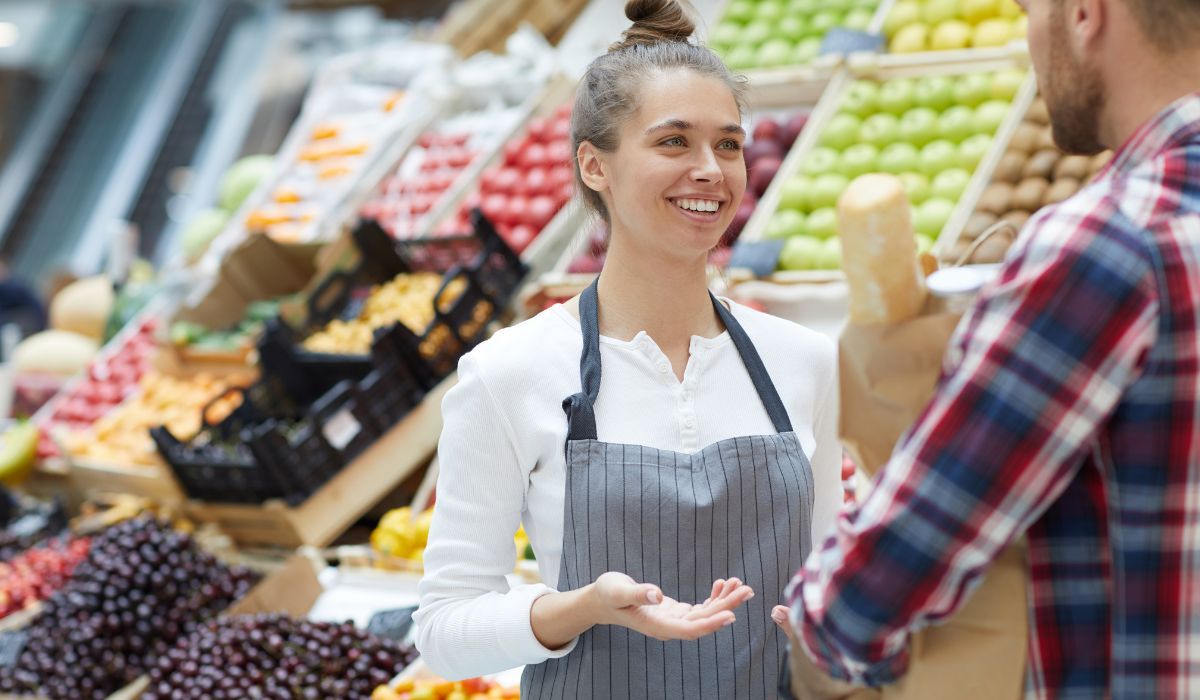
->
xmin=1122 ymin=0 xmax=1200 ymax=51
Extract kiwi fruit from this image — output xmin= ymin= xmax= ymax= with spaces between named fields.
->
xmin=964 ymin=211 xmax=1000 ymax=240
xmin=1027 ymin=99 xmax=1050 ymax=125
xmin=970 ymin=235 xmax=1012 ymax=264
xmin=1044 ymin=177 xmax=1081 ymax=206
xmin=1009 ymin=122 xmax=1042 ymax=154
xmin=977 ymin=183 xmax=1014 ymax=215
xmin=995 ymin=151 xmax=1026 ymax=183
xmin=1035 ymin=127 xmax=1058 ymax=151
xmin=1090 ymin=150 xmax=1114 ymax=174
xmin=1054 ymin=155 xmax=1091 ymax=181
xmin=945 ymin=239 xmax=972 ymax=263
xmin=1022 ymin=150 xmax=1060 ymax=180
xmin=1013 ymin=177 xmax=1049 ymax=210
xmin=1001 ymin=210 xmax=1032 ymax=230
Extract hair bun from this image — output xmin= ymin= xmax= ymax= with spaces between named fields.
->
xmin=612 ymin=0 xmax=696 ymax=51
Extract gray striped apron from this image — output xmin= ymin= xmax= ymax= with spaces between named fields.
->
xmin=522 ymin=280 xmax=815 ymax=699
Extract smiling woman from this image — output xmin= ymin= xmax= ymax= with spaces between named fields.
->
xmin=414 ymin=2 xmax=843 ymax=698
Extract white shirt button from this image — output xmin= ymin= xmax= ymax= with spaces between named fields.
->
xmin=657 ymin=362 xmax=669 ymax=374
xmin=684 ymin=417 xmax=695 ymax=429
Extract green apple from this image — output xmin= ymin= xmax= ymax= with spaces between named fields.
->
xmin=990 ymin=69 xmax=1025 ymax=101
xmin=914 ymin=197 xmax=956 ymax=237
xmin=726 ymin=44 xmax=759 ymax=69
xmin=860 ymin=113 xmax=901 ymax=148
xmin=953 ymin=72 xmax=993 ymax=108
xmin=958 ymin=134 xmax=993 ymax=170
xmin=802 ymin=147 xmax=842 ymax=177
xmin=779 ymin=176 xmax=812 ymax=212
xmin=743 ymin=21 xmax=773 ymax=45
xmin=779 ymin=235 xmax=823 ymax=270
xmin=937 ymin=106 xmax=977 ymax=143
xmin=879 ymin=142 xmax=922 ymax=174
xmin=840 ymin=80 xmax=880 ymax=118
xmin=814 ymin=238 xmax=842 ymax=270
xmin=810 ymin=11 xmax=844 ymax=35
xmin=810 ymin=173 xmax=851 ymax=210
xmin=898 ymin=172 xmax=932 ymax=205
xmin=930 ymin=20 xmax=972 ymax=50
xmin=710 ymin=22 xmax=744 ymax=46
xmin=792 ymin=38 xmax=823 ymax=64
xmin=890 ymin=22 xmax=929 ymax=53
xmin=806 ymin=207 xmax=840 ymax=240
xmin=755 ymin=0 xmax=787 ymax=23
xmin=878 ymin=78 xmax=917 ymax=115
xmin=972 ymin=18 xmax=1013 ymax=47
xmin=962 ymin=0 xmax=1000 ymax=24
xmin=914 ymin=75 xmax=956 ymax=111
xmin=788 ymin=0 xmax=820 ymax=13
xmin=998 ymin=0 xmax=1023 ymax=18
xmin=824 ymin=0 xmax=855 ymax=12
xmin=931 ymin=168 xmax=971 ymax=201
xmin=766 ymin=209 xmax=808 ymax=239
xmin=914 ymin=233 xmax=936 ymax=255
xmin=843 ymin=9 xmax=874 ymax=31
xmin=898 ymin=107 xmax=940 ymax=147
xmin=883 ymin=0 xmax=921 ymax=38
xmin=724 ymin=0 xmax=756 ymax=23
xmin=922 ymin=0 xmax=960 ymax=25
xmin=778 ymin=15 xmax=810 ymax=42
xmin=757 ymin=38 xmax=795 ymax=67
xmin=821 ymin=113 xmax=863 ymax=150
xmin=973 ymin=100 xmax=1011 ymax=134
xmin=839 ymin=143 xmax=880 ymax=178
xmin=919 ymin=140 xmax=959 ymax=178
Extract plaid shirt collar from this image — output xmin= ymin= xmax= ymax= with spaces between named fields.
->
xmin=1107 ymin=91 xmax=1200 ymax=175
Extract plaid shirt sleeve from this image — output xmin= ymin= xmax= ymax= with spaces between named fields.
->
xmin=785 ymin=190 xmax=1161 ymax=685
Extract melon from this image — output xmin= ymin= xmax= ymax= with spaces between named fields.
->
xmin=49 ymin=276 xmax=114 ymax=340
xmin=181 ymin=208 xmax=229 ymax=263
xmin=0 ymin=422 xmax=38 ymax=485
xmin=218 ymin=155 xmax=274 ymax=212
xmin=11 ymin=330 xmax=99 ymax=377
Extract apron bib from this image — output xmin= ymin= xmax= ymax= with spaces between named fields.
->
xmin=522 ymin=281 xmax=816 ymax=699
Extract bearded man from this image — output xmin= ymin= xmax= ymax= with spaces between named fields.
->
xmin=782 ymin=1 xmax=1200 ymax=698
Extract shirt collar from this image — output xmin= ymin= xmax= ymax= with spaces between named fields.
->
xmin=1107 ymin=91 xmax=1200 ymax=176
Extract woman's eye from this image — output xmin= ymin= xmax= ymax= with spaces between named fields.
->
xmin=719 ymin=139 xmax=742 ymax=151
xmin=661 ymin=136 xmax=685 ymax=147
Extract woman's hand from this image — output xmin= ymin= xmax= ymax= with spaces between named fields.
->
xmin=530 ymin=574 xmax=754 ymax=650
xmin=593 ymin=573 xmax=753 ymax=641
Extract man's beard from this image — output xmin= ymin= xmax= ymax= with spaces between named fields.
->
xmin=1043 ymin=17 xmax=1108 ymax=155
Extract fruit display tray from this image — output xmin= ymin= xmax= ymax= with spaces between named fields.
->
xmin=184 ymin=378 xmax=452 ymax=548
xmin=872 ymin=0 xmax=1029 ymax=63
xmin=426 ymin=77 xmax=587 ymax=289
xmin=197 ymin=42 xmax=454 ymax=269
xmin=736 ymin=47 xmax=1036 ymax=284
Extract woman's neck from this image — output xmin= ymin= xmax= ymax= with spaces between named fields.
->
xmin=593 ymin=230 xmax=723 ymax=349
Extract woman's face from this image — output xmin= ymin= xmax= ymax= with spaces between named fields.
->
xmin=584 ymin=68 xmax=746 ymax=259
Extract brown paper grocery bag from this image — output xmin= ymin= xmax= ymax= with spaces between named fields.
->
xmin=794 ymin=303 xmax=1027 ymax=700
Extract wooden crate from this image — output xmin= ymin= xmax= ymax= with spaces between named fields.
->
xmin=736 ymin=46 xmax=1037 ymax=284
xmin=184 ymin=378 xmax=453 ymax=549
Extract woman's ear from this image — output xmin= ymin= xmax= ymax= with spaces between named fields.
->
xmin=577 ymin=141 xmax=608 ymax=195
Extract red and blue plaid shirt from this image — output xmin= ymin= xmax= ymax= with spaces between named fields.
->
xmin=787 ymin=92 xmax=1200 ymax=700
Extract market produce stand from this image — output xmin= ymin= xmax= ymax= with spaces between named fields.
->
xmin=186 ymin=376 xmax=453 ymax=549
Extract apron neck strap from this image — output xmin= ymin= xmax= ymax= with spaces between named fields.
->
xmin=565 ymin=278 xmax=793 ymax=441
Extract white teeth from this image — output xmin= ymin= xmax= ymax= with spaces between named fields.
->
xmin=675 ymin=198 xmax=720 ymax=213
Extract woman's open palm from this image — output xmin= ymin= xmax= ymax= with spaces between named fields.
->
xmin=594 ymin=572 xmax=754 ymax=641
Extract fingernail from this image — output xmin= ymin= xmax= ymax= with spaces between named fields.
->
xmin=772 ymin=610 xmax=786 ymax=623
xmin=646 ymin=590 xmax=658 ymax=604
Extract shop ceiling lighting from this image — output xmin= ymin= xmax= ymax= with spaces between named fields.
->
xmin=0 ymin=22 xmax=19 ymax=48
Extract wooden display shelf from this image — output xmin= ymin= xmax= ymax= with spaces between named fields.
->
xmin=433 ymin=0 xmax=590 ymax=57
xmin=185 ymin=377 xmax=454 ymax=549
xmin=68 ymin=458 xmax=185 ymax=504
xmin=735 ymin=46 xmax=1036 ymax=283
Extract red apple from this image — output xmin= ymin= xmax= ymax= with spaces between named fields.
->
xmin=744 ymin=140 xmax=784 ymax=167
xmin=753 ymin=119 xmax=781 ymax=143
xmin=494 ymin=167 xmax=522 ymax=195
xmin=554 ymin=103 xmax=573 ymax=120
xmin=527 ymin=195 xmax=558 ymax=230
xmin=545 ymin=141 xmax=573 ymax=167
xmin=503 ymin=140 xmax=523 ymax=166
xmin=527 ymin=117 xmax=550 ymax=143
xmin=481 ymin=193 xmax=508 ymax=223
xmin=781 ymin=113 xmax=809 ymax=148
xmin=524 ymin=167 xmax=550 ymax=196
xmin=749 ymin=156 xmax=782 ymax=197
xmin=504 ymin=195 xmax=530 ymax=226
xmin=507 ymin=224 xmax=537 ymax=253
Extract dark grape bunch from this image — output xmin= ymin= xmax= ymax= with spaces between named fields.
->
xmin=0 ymin=516 xmax=259 ymax=699
xmin=141 ymin=613 xmax=419 ymax=700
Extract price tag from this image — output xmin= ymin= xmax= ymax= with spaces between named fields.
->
xmin=322 ymin=408 xmax=362 ymax=451
xmin=0 ymin=630 xmax=29 ymax=668
xmin=821 ymin=29 xmax=886 ymax=55
xmin=728 ymin=239 xmax=786 ymax=278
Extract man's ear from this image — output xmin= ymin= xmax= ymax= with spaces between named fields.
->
xmin=577 ymin=141 xmax=608 ymax=195
xmin=1071 ymin=0 xmax=1106 ymax=51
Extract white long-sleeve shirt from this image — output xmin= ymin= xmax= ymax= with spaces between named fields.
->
xmin=413 ymin=300 xmax=842 ymax=680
